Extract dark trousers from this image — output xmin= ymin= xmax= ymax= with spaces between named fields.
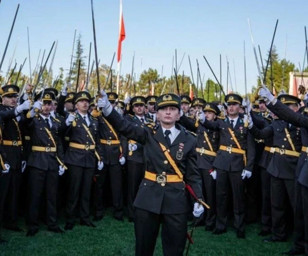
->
xmin=27 ymin=167 xmax=58 ymax=230
xmin=301 ymin=184 xmax=308 ymax=255
xmin=94 ymin=163 xmax=123 ymax=219
xmin=294 ymin=181 xmax=305 ymax=251
xmin=260 ymin=167 xmax=271 ymax=231
xmin=134 ymin=208 xmax=187 ymax=256
xmin=271 ymin=175 xmax=295 ymax=240
xmin=200 ymin=168 xmax=216 ymax=228
xmin=66 ymin=164 xmax=94 ymax=224
xmin=216 ymin=169 xmax=245 ymax=232
xmin=0 ymin=168 xmax=22 ymax=227
xmin=245 ymin=164 xmax=261 ymax=223
xmin=127 ymin=161 xmax=144 ymax=219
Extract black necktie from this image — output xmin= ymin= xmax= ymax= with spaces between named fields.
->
xmin=83 ymin=116 xmax=88 ymax=126
xmin=164 ymin=130 xmax=171 ymax=147
xmin=140 ymin=118 xmax=144 ymax=123
xmin=230 ymin=120 xmax=234 ymax=128
xmin=45 ymin=118 xmax=50 ymax=129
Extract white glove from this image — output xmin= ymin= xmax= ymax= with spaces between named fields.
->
xmin=198 ymin=111 xmax=205 ymax=124
xmin=21 ymin=161 xmax=27 ymax=173
xmin=241 ymin=169 xmax=252 ymax=179
xmin=119 ymin=156 xmax=126 ymax=165
xmin=61 ymin=84 xmax=68 ymax=96
xmin=258 ymin=86 xmax=276 ymax=105
xmin=65 ymin=113 xmax=75 ymax=126
xmin=22 ymin=93 xmax=29 ymax=101
xmin=210 ymin=170 xmax=217 ymax=180
xmin=128 ymin=143 xmax=138 ymax=152
xmin=33 ymin=101 xmax=42 ymax=110
xmin=99 ymin=90 xmax=112 ymax=116
xmin=192 ymin=202 xmax=204 ymax=218
xmin=58 ymin=165 xmax=65 ymax=176
xmin=124 ymin=96 xmax=131 ymax=105
xmin=115 ymin=106 xmax=124 ymax=116
xmin=247 ymin=115 xmax=253 ymax=129
xmin=15 ymin=99 xmax=31 ymax=114
xmin=2 ymin=163 xmax=10 ymax=174
xmin=97 ymin=161 xmax=104 ymax=171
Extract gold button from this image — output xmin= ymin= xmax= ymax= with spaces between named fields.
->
xmin=284 ymin=138 xmax=287 ymax=141
xmin=164 ymin=160 xmax=168 ymax=164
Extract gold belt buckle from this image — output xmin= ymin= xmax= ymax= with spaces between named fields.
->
xmin=200 ymin=148 xmax=205 ymax=155
xmin=156 ymin=172 xmax=167 ymax=187
xmin=226 ymin=146 xmax=232 ymax=154
xmin=107 ymin=140 xmax=112 ymax=145
xmin=279 ymin=148 xmax=285 ymax=155
xmin=85 ymin=145 xmax=90 ymax=150
xmin=12 ymin=140 xmax=18 ymax=146
xmin=45 ymin=147 xmax=51 ymax=152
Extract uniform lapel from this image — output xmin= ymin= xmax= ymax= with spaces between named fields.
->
xmin=171 ymin=125 xmax=186 ymax=147
xmin=153 ymin=126 xmax=169 ymax=147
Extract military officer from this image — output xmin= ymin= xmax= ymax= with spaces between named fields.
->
xmin=259 ymin=86 xmax=308 ymax=255
xmin=64 ymin=91 xmax=103 ymax=230
xmin=98 ymin=91 xmax=204 ymax=256
xmin=180 ymin=95 xmax=191 ymax=116
xmin=201 ymin=93 xmax=255 ymax=238
xmin=0 ymin=85 xmax=30 ymax=232
xmin=249 ymin=93 xmax=301 ymax=243
xmin=25 ymin=91 xmax=66 ymax=236
xmin=145 ymin=96 xmax=157 ymax=122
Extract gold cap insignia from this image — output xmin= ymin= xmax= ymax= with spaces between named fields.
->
xmin=8 ymin=88 xmax=14 ymax=92
xmin=109 ymin=95 xmax=115 ymax=100
xmin=136 ymin=98 xmax=142 ymax=102
xmin=229 ymin=96 xmax=234 ymax=100
xmin=206 ymin=104 xmax=210 ymax=108
xmin=281 ymin=97 xmax=285 ymax=102
xmin=45 ymin=94 xmax=51 ymax=99
xmin=163 ymin=95 xmax=172 ymax=101
xmin=82 ymin=93 xmax=86 ymax=98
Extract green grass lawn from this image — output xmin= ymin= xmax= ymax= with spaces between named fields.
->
xmin=0 ymin=212 xmax=292 ymax=256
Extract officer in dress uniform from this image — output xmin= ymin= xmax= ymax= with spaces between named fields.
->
xmin=125 ymin=96 xmax=152 ymax=222
xmin=201 ymin=93 xmax=255 ymax=238
xmin=180 ymin=102 xmax=220 ymax=231
xmin=0 ymin=116 xmax=12 ymax=243
xmin=93 ymin=96 xmax=126 ymax=221
xmin=64 ymin=91 xmax=103 ymax=230
xmin=250 ymin=98 xmax=273 ymax=236
xmin=98 ymin=91 xmax=204 ymax=256
xmin=249 ymin=93 xmax=302 ymax=243
xmin=25 ymin=91 xmax=66 ymax=236
xmin=0 ymin=85 xmax=30 ymax=232
xmin=145 ymin=96 xmax=157 ymax=123
xmin=180 ymin=95 xmax=191 ymax=116
xmin=259 ymin=86 xmax=308 ymax=255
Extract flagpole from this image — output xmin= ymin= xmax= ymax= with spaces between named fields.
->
xmin=116 ymin=61 xmax=121 ymax=94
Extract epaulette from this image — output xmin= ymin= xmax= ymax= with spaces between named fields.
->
xmin=188 ymin=130 xmax=197 ymax=137
xmin=54 ymin=118 xmax=61 ymax=123
xmin=91 ymin=109 xmax=101 ymax=118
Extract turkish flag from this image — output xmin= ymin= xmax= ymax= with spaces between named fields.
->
xmin=117 ymin=0 xmax=125 ymax=62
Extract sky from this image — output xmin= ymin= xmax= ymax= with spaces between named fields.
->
xmin=0 ymin=0 xmax=307 ymax=95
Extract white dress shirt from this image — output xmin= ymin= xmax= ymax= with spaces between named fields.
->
xmin=162 ymin=126 xmax=180 ymax=144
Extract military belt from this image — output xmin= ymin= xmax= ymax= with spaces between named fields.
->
xmin=301 ymin=146 xmax=308 ymax=154
xmin=219 ymin=145 xmax=246 ymax=155
xmin=32 ymin=146 xmax=56 ymax=152
xmin=69 ymin=142 xmax=95 ymax=151
xmin=196 ymin=147 xmax=217 ymax=157
xmin=270 ymin=147 xmax=300 ymax=157
xmin=2 ymin=140 xmax=22 ymax=146
xmin=264 ymin=146 xmax=272 ymax=152
xmin=100 ymin=139 xmax=120 ymax=145
xmin=144 ymin=171 xmax=183 ymax=187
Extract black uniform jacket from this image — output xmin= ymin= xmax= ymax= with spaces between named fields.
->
xmin=64 ymin=112 xmax=103 ymax=169
xmin=26 ymin=114 xmax=65 ymax=171
xmin=250 ymin=111 xmax=301 ymax=180
xmin=98 ymin=114 xmax=127 ymax=165
xmin=106 ymin=109 xmax=202 ymax=215
xmin=267 ymin=100 xmax=308 ymax=187
xmin=0 ymin=106 xmax=23 ymax=170
xmin=180 ymin=115 xmax=219 ymax=170
xmin=202 ymin=116 xmax=255 ymax=172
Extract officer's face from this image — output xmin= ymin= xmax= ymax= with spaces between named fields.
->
xmin=195 ymin=105 xmax=203 ymax=112
xmin=288 ymin=104 xmax=299 ymax=113
xmin=41 ymin=102 xmax=52 ymax=116
xmin=2 ymin=95 xmax=18 ymax=107
xmin=51 ymin=100 xmax=57 ymax=111
xmin=181 ymin=103 xmax=190 ymax=113
xmin=64 ymin=102 xmax=74 ymax=112
xmin=157 ymin=106 xmax=180 ymax=126
xmin=75 ymin=100 xmax=89 ymax=114
xmin=259 ymin=102 xmax=266 ymax=112
xmin=205 ymin=111 xmax=216 ymax=121
xmin=133 ymin=104 xmax=145 ymax=116
xmin=147 ymin=102 xmax=155 ymax=113
xmin=227 ymin=103 xmax=240 ymax=116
